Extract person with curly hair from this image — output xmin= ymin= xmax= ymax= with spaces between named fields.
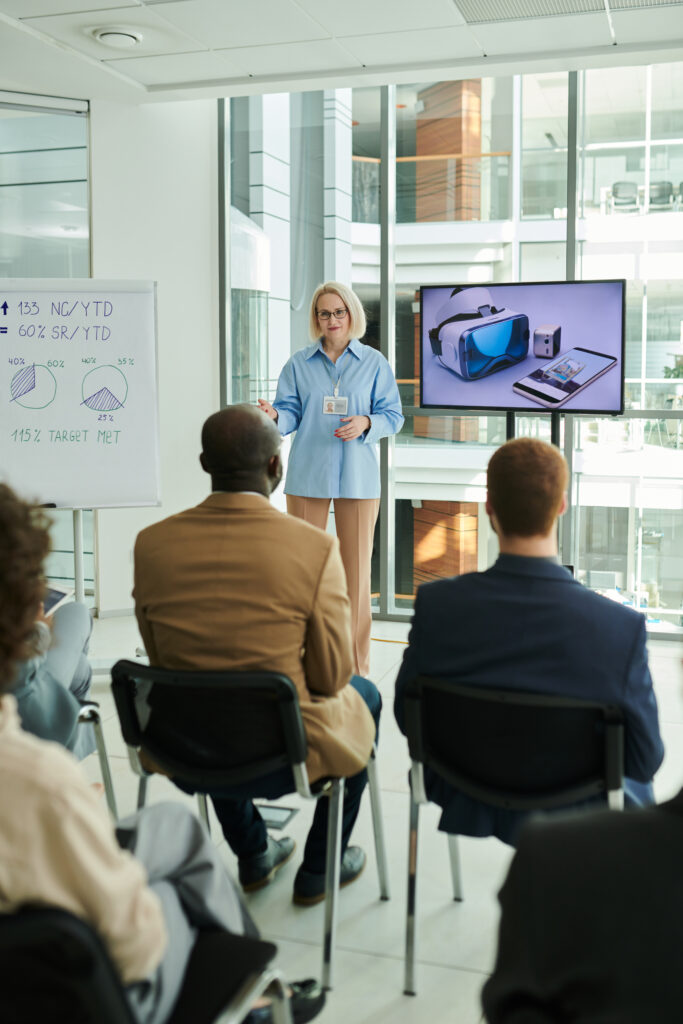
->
xmin=0 ymin=483 xmax=50 ymax=684
xmin=0 ymin=482 xmax=324 ymax=1024
xmin=1 ymin=483 xmax=96 ymax=758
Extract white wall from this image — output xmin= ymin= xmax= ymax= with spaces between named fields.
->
xmin=90 ymin=99 xmax=220 ymax=614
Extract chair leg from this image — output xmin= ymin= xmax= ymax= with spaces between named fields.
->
xmin=137 ymin=775 xmax=148 ymax=811
xmin=197 ymin=793 xmax=211 ymax=835
xmin=447 ymin=834 xmax=463 ymax=902
xmin=608 ymin=786 xmax=624 ymax=811
xmin=91 ymin=715 xmax=118 ymax=820
xmin=367 ymin=748 xmax=390 ymax=901
xmin=321 ymin=778 xmax=344 ymax=992
xmin=404 ymin=792 xmax=420 ymax=996
xmin=265 ymin=973 xmax=293 ymax=1024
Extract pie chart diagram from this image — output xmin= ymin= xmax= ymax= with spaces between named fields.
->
xmin=10 ymin=363 xmax=57 ymax=409
xmin=81 ymin=365 xmax=128 ymax=412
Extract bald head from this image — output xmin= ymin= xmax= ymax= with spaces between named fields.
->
xmin=200 ymin=404 xmax=282 ymax=495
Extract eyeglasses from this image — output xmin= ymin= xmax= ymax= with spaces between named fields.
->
xmin=317 ymin=307 xmax=348 ymax=321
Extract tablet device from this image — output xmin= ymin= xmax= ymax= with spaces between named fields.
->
xmin=44 ymin=585 xmax=74 ymax=617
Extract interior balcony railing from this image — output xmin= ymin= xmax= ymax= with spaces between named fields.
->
xmin=352 ymin=151 xmax=511 ymax=225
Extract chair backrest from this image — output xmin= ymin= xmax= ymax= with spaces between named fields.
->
xmin=111 ymin=659 xmax=308 ymax=791
xmin=167 ymin=930 xmax=277 ymax=1024
xmin=0 ymin=906 xmax=136 ymax=1024
xmin=612 ymin=180 xmax=638 ymax=203
xmin=649 ymin=180 xmax=673 ymax=203
xmin=404 ymin=676 xmax=624 ymax=811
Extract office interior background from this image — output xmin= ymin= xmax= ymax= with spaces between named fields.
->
xmin=0 ymin=2 xmax=682 ymax=636
xmin=1 ymin=6 xmax=683 ymax=1023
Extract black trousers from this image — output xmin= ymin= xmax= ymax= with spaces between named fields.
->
xmin=211 ymin=675 xmax=381 ymax=874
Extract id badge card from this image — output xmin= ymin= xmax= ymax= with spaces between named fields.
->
xmin=323 ymin=395 xmax=348 ymax=415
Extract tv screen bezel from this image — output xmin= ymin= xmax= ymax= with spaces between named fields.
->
xmin=419 ymin=278 xmax=626 ymax=416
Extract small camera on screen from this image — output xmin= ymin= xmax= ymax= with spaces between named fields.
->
xmin=533 ymin=325 xmax=561 ymax=358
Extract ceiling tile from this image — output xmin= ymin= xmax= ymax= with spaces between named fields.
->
xmin=105 ymin=48 xmax=249 ymax=85
xmin=140 ymin=0 xmax=330 ymax=48
xmin=0 ymin=0 xmax=139 ymax=15
xmin=340 ymin=26 xmax=482 ymax=66
xmin=473 ymin=11 xmax=612 ymax=53
xmin=295 ymin=0 xmax=466 ymax=34
xmin=21 ymin=6 xmax=206 ymax=59
xmin=611 ymin=7 xmax=683 ymax=45
xmin=221 ymin=38 xmax=362 ymax=77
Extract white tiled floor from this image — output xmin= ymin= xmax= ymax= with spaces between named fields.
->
xmin=83 ymin=617 xmax=683 ymax=1024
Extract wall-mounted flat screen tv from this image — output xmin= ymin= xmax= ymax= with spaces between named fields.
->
xmin=420 ymin=280 xmax=625 ymax=414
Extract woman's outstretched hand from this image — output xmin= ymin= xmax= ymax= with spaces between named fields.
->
xmin=257 ymin=399 xmax=278 ymax=421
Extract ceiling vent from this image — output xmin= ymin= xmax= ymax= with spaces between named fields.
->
xmin=90 ymin=27 xmax=143 ymax=49
xmin=453 ymin=0 xmax=683 ymax=20
xmin=454 ymin=0 xmax=605 ymax=21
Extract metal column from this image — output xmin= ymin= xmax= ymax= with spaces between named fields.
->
xmin=378 ymin=85 xmax=397 ymax=617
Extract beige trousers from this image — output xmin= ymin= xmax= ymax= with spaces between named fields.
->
xmin=286 ymin=495 xmax=380 ymax=678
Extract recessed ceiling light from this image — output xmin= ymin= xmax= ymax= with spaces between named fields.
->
xmin=90 ymin=27 xmax=143 ymax=50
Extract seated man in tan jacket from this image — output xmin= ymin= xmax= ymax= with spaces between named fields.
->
xmin=133 ymin=404 xmax=381 ymax=905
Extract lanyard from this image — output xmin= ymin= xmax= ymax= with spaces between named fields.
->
xmin=321 ymin=351 xmax=346 ymax=397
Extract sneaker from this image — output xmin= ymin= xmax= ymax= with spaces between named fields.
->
xmin=292 ymin=845 xmax=366 ymax=906
xmin=242 ymin=978 xmax=326 ymax=1024
xmin=238 ymin=835 xmax=295 ymax=892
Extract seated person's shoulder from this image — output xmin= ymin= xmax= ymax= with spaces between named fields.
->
xmin=416 ymin=570 xmax=483 ymax=603
xmin=6 ymin=718 xmax=92 ymax=799
xmin=279 ymin=506 xmax=335 ymax=545
xmin=573 ymin=580 xmax=648 ymax=630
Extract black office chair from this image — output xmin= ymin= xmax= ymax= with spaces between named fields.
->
xmin=111 ymin=659 xmax=390 ymax=991
xmin=0 ymin=905 xmax=291 ymax=1024
xmin=610 ymin=180 xmax=639 ymax=212
xmin=402 ymin=676 xmax=624 ymax=995
xmin=649 ymin=180 xmax=674 ymax=209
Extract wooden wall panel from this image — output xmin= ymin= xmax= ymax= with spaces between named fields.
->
xmin=415 ymin=80 xmax=481 ymax=222
xmin=413 ymin=501 xmax=478 ymax=590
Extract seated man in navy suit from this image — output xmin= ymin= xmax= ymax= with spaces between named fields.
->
xmin=394 ymin=437 xmax=664 ymax=845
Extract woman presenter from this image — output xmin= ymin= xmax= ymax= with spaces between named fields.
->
xmin=258 ymin=282 xmax=403 ymax=677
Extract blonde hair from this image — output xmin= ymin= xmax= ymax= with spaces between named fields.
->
xmin=308 ymin=282 xmax=367 ymax=342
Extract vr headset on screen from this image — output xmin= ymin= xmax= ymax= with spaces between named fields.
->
xmin=428 ymin=287 xmax=530 ymax=381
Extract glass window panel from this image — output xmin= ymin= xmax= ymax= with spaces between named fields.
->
xmin=230 ymin=96 xmax=250 ymax=217
xmin=582 ymin=67 xmax=646 ymax=144
xmin=521 ymin=73 xmax=568 ymax=220
xmin=0 ymin=147 xmax=87 ymax=186
xmin=648 ymin=147 xmax=681 ymax=210
xmin=0 ymin=107 xmax=88 ymax=279
xmin=0 ymin=182 xmax=88 ymax=277
xmin=231 ymin=289 xmax=269 ymax=403
xmin=520 ymin=241 xmax=567 ymax=281
xmin=651 ymin=63 xmax=683 ymax=141
xmin=352 ymin=87 xmax=380 ymax=224
xmin=385 ymin=78 xmax=512 ymax=224
xmin=581 ymin=145 xmax=646 ymax=217
xmin=572 ymin=416 xmax=683 ymax=637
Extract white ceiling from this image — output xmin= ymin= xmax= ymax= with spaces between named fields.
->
xmin=0 ymin=0 xmax=682 ymax=104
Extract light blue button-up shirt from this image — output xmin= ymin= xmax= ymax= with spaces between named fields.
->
xmin=273 ymin=338 xmax=404 ymax=499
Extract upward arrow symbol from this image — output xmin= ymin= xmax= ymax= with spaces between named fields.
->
xmin=1 ymin=302 xmax=7 ymax=315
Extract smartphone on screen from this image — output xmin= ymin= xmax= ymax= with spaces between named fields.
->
xmin=512 ymin=346 xmax=617 ymax=409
